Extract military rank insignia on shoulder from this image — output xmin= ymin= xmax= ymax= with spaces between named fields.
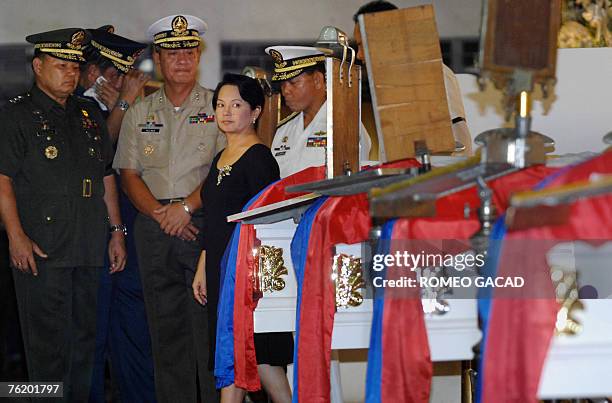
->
xmin=276 ymin=111 xmax=299 ymax=128
xmin=74 ymin=94 xmax=97 ymax=106
xmin=8 ymin=93 xmax=30 ymax=104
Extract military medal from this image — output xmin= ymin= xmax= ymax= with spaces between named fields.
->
xmin=81 ymin=109 xmax=97 ymax=129
xmin=143 ymin=144 xmax=155 ymax=155
xmin=45 ymin=145 xmax=58 ymax=159
xmin=307 ymin=137 xmax=327 ymax=147
xmin=189 ymin=113 xmax=214 ymax=124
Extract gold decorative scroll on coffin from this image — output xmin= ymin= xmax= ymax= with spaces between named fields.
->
xmin=550 ymin=265 xmax=583 ymax=336
xmin=252 ymin=245 xmax=288 ymax=297
xmin=332 ymin=253 xmax=365 ymax=308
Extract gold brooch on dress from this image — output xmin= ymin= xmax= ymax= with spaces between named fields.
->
xmin=217 ymin=165 xmax=232 ymax=185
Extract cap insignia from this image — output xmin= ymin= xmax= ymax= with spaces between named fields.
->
xmin=71 ymin=30 xmax=85 ymax=47
xmin=172 ymin=15 xmax=188 ymax=36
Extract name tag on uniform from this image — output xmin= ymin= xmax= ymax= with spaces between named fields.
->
xmin=138 ymin=122 xmax=164 ymax=133
xmin=189 ymin=113 xmax=215 ymax=124
xmin=273 ymin=144 xmax=290 ymax=157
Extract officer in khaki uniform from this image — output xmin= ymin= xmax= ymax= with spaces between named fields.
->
xmin=0 ymin=28 xmax=126 ymax=402
xmin=113 ymin=14 xmax=225 ymax=403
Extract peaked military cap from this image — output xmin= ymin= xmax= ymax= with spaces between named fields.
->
xmin=26 ymin=28 xmax=91 ymax=63
xmin=97 ymin=25 xmax=115 ymax=33
xmin=88 ymin=28 xmax=147 ymax=73
xmin=265 ymin=46 xmax=326 ymax=82
xmin=147 ymin=14 xmax=207 ymax=49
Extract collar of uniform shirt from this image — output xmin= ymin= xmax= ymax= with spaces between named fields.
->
xmin=151 ymin=82 xmax=208 ymax=112
xmin=30 ymin=84 xmax=78 ymax=114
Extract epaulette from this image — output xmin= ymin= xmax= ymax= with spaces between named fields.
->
xmin=8 ymin=93 xmax=30 ymax=105
xmin=73 ymin=94 xmax=97 ymax=106
xmin=276 ymin=111 xmax=299 ymax=129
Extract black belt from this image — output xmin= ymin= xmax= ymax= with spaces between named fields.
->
xmin=158 ymin=198 xmax=185 ymax=205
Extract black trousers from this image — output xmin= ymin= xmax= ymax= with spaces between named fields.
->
xmin=12 ymin=265 xmax=100 ymax=402
xmin=134 ymin=213 xmax=217 ymax=403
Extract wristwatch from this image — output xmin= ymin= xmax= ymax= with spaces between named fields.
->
xmin=117 ymin=99 xmax=130 ymax=111
xmin=110 ymin=223 xmax=128 ymax=236
xmin=180 ymin=200 xmax=193 ymax=216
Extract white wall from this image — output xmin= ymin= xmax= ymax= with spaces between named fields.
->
xmin=0 ymin=0 xmax=483 ymax=87
xmin=459 ymin=48 xmax=612 ymax=155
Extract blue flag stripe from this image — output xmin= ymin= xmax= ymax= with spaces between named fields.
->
xmin=365 ymin=219 xmax=396 ymax=403
xmin=289 ymin=197 xmax=328 ymax=403
xmin=475 ymin=217 xmax=507 ymax=403
xmin=214 ymin=184 xmax=275 ymax=389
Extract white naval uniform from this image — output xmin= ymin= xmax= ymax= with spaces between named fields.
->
xmin=271 ymin=101 xmax=372 ymax=178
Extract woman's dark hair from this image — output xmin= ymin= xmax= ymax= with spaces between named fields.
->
xmin=212 ymin=73 xmax=265 ymax=113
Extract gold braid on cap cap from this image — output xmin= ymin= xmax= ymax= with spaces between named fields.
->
xmin=271 ymin=55 xmax=326 ymax=81
xmin=90 ymin=40 xmax=135 ymax=72
xmin=273 ymin=56 xmax=325 ymax=73
xmin=272 ymin=69 xmax=306 ymax=82
xmin=152 ymin=16 xmax=201 ymax=46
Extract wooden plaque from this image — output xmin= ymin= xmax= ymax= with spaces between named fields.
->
xmin=326 ymin=58 xmax=361 ymax=178
xmin=482 ymin=0 xmax=561 ymax=83
xmin=359 ymin=5 xmax=455 ymax=161
xmin=257 ymin=92 xmax=280 ymax=147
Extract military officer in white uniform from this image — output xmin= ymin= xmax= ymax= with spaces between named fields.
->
xmin=266 ymin=46 xmax=372 ymax=178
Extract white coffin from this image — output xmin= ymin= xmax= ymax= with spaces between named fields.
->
xmin=253 ymin=219 xmax=482 ymax=360
xmin=538 ymin=242 xmax=612 ymax=398
xmin=539 ymin=300 xmax=612 ymax=399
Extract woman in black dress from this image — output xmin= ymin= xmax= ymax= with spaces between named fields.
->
xmin=192 ymin=74 xmax=293 ymax=403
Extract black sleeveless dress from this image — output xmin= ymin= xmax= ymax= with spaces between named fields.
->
xmin=200 ymin=143 xmax=294 ymax=370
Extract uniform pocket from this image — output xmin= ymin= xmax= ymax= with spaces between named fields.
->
xmin=28 ymin=203 xmax=70 ymax=259
xmin=139 ymin=137 xmax=168 ymax=168
xmin=186 ymin=124 xmax=220 ymax=165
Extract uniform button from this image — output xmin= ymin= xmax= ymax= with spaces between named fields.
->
xmin=46 ymin=216 xmax=52 ymax=222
